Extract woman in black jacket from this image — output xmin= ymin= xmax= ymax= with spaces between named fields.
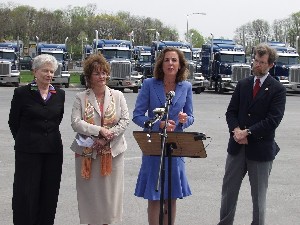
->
xmin=8 ymin=54 xmax=65 ymax=225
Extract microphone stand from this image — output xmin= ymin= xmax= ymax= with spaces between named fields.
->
xmin=156 ymin=96 xmax=173 ymax=225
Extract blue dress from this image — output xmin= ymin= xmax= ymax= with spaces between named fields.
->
xmin=133 ymin=78 xmax=194 ymax=200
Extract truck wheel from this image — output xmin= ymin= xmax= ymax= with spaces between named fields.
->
xmin=14 ymin=82 xmax=19 ymax=87
xmin=194 ymin=87 xmax=202 ymax=94
xmin=65 ymin=83 xmax=69 ymax=88
xmin=132 ymin=86 xmax=139 ymax=93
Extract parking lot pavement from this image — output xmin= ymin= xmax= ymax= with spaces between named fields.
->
xmin=1 ymin=88 xmax=299 ymax=225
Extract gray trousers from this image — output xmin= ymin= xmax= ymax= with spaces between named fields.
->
xmin=218 ymin=147 xmax=273 ymax=225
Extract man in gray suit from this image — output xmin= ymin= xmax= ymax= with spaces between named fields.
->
xmin=218 ymin=43 xmax=286 ymax=225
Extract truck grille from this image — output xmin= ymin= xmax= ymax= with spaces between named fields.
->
xmin=231 ymin=65 xmax=251 ymax=82
xmin=110 ymin=61 xmax=131 ymax=79
xmin=289 ymin=66 xmax=300 ymax=83
xmin=188 ymin=63 xmax=195 ymax=79
xmin=54 ymin=64 xmax=62 ymax=77
xmin=143 ymin=66 xmax=152 ymax=76
xmin=0 ymin=62 xmax=11 ymax=76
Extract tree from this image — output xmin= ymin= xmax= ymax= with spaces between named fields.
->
xmin=1 ymin=3 xmax=299 ymax=59
xmin=188 ymin=29 xmax=205 ymax=48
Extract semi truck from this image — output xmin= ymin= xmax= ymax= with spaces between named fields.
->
xmin=133 ymin=45 xmax=152 ymax=78
xmin=0 ymin=42 xmax=20 ymax=86
xmin=192 ymin=47 xmax=202 ymax=73
xmin=265 ymin=41 xmax=299 ymax=88
xmin=37 ymin=42 xmax=70 ymax=88
xmin=151 ymin=40 xmax=209 ymax=94
xmin=93 ymin=38 xmax=142 ymax=93
xmin=289 ymin=65 xmax=300 ymax=91
xmin=201 ymin=38 xmax=251 ymax=94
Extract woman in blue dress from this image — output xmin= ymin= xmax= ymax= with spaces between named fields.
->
xmin=133 ymin=47 xmax=194 ymax=225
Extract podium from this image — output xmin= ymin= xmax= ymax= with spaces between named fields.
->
xmin=133 ymin=131 xmax=207 ymax=158
xmin=133 ymin=131 xmax=207 ymax=225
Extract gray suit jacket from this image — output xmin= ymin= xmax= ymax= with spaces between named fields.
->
xmin=70 ymin=86 xmax=129 ymax=157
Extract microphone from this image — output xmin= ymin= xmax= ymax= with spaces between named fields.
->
xmin=144 ymin=114 xmax=162 ymax=128
xmin=144 ymin=108 xmax=165 ymax=128
xmin=166 ymin=91 xmax=175 ymax=101
xmin=153 ymin=107 xmax=165 ymax=114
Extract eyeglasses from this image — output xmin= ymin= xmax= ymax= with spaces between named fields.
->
xmin=92 ymin=71 xmax=107 ymax=77
xmin=253 ymin=59 xmax=268 ymax=66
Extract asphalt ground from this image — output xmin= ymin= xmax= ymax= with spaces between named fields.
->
xmin=0 ymin=87 xmax=299 ymax=225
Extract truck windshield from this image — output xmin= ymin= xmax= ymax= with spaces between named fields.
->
xmin=220 ymin=54 xmax=245 ymax=63
xmin=42 ymin=53 xmax=64 ymax=62
xmin=276 ymin=56 xmax=299 ymax=65
xmin=102 ymin=50 xmax=131 ymax=60
xmin=139 ymin=55 xmax=151 ymax=62
xmin=183 ymin=52 xmax=192 ymax=61
xmin=0 ymin=52 xmax=15 ymax=60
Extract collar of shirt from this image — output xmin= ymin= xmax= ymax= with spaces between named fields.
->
xmin=254 ymin=74 xmax=268 ymax=86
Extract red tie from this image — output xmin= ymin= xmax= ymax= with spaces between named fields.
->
xmin=253 ymin=79 xmax=261 ymax=98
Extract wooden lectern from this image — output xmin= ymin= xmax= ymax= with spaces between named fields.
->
xmin=133 ymin=131 xmax=207 ymax=158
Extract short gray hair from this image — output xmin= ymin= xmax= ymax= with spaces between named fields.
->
xmin=32 ymin=54 xmax=58 ymax=71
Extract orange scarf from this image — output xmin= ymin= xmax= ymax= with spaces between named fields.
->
xmin=81 ymin=91 xmax=116 ymax=179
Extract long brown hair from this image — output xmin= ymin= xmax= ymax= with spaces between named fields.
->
xmin=153 ymin=47 xmax=189 ymax=82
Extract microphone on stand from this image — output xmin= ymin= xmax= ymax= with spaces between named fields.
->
xmin=144 ymin=114 xmax=163 ymax=128
xmin=144 ymin=108 xmax=165 ymax=129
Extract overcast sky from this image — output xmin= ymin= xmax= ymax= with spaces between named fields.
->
xmin=5 ymin=0 xmax=300 ymax=40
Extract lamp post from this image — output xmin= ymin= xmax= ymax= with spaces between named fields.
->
xmin=186 ymin=12 xmax=206 ymax=42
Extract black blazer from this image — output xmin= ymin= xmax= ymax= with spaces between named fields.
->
xmin=226 ymin=75 xmax=286 ymax=161
xmin=8 ymin=84 xmax=65 ymax=154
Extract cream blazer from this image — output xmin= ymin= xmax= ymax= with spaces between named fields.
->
xmin=70 ymin=86 xmax=129 ymax=157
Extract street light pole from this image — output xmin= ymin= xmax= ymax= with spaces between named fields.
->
xmin=186 ymin=12 xmax=206 ymax=42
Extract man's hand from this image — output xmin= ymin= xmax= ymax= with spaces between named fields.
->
xmin=232 ymin=127 xmax=248 ymax=144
